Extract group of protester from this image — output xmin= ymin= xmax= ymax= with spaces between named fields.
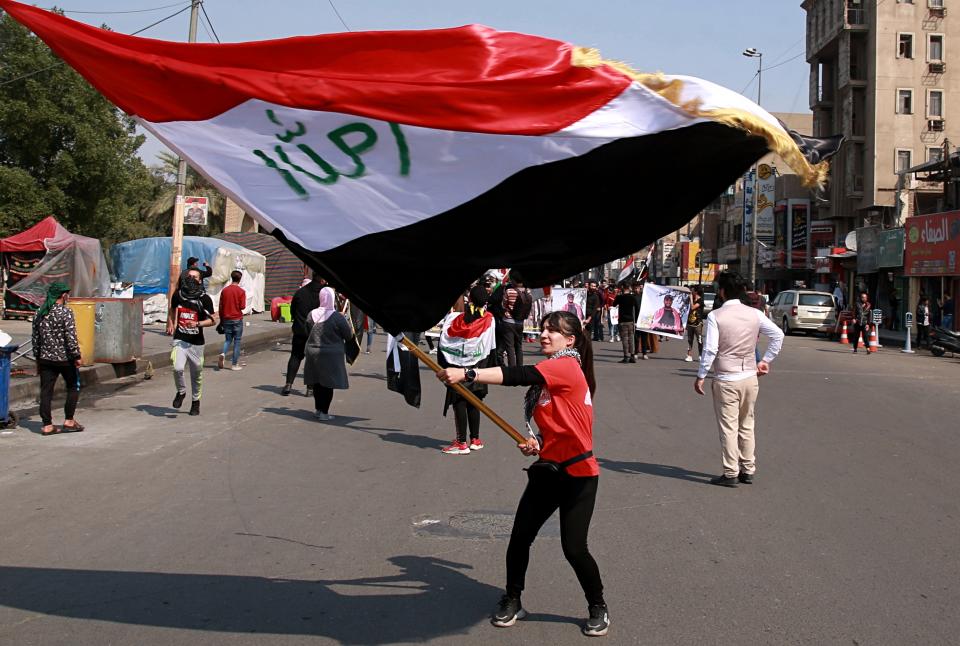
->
xmin=33 ymin=261 xmax=787 ymax=640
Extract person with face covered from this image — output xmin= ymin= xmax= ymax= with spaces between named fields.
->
xmin=167 ymin=268 xmax=216 ymax=416
xmin=437 ymin=310 xmax=609 ymax=638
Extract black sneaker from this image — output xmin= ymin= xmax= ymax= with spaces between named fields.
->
xmin=281 ymin=384 xmax=292 ymax=396
xmin=189 ymin=401 xmax=200 ymax=416
xmin=709 ymin=475 xmax=738 ymax=488
xmin=738 ymin=472 xmax=754 ymax=484
xmin=583 ymin=603 xmax=610 ymax=637
xmin=618 ymin=358 xmax=629 ymax=363
xmin=491 ymin=595 xmax=526 ymax=627
xmin=628 ymin=356 xmax=636 ymax=363
xmin=172 ymin=392 xmax=186 ymax=409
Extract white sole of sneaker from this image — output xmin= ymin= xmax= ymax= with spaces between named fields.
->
xmin=470 ymin=445 xmax=484 ymax=451
xmin=583 ymin=626 xmax=609 ymax=636
xmin=492 ymin=609 xmax=527 ymax=627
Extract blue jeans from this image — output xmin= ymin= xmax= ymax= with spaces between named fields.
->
xmin=221 ymin=319 xmax=243 ymax=365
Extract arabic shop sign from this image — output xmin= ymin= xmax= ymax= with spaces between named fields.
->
xmin=877 ymin=228 xmax=904 ymax=269
xmin=905 ymin=211 xmax=960 ymax=276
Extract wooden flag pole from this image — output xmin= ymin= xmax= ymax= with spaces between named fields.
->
xmin=400 ymin=336 xmax=527 ymax=445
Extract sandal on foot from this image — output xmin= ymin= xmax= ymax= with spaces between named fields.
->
xmin=41 ymin=426 xmax=61 ymax=436
xmin=61 ymin=422 xmax=85 ymax=433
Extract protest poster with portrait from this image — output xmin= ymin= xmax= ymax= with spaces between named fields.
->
xmin=183 ymin=196 xmax=209 ymax=225
xmin=551 ymin=288 xmax=587 ymax=322
xmin=637 ymin=283 xmax=691 ymax=339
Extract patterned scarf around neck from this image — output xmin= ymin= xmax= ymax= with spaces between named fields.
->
xmin=523 ymin=347 xmax=581 ymax=437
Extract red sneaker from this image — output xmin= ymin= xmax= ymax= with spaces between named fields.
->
xmin=469 ymin=438 xmax=484 ymax=451
xmin=441 ymin=441 xmax=470 ymax=455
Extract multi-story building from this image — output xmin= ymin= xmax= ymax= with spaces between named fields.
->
xmin=804 ymin=0 xmax=955 ymax=233
xmin=804 ymin=0 xmax=956 ymax=322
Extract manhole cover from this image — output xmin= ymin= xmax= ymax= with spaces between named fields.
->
xmin=413 ymin=511 xmax=559 ymax=540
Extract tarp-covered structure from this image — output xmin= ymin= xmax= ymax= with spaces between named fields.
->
xmin=110 ymin=236 xmax=266 ymax=312
xmin=216 ymin=232 xmax=307 ymax=303
xmin=0 ymin=216 xmax=110 ymax=319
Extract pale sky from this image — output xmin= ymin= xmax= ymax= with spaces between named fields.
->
xmin=38 ymin=0 xmax=811 ymax=165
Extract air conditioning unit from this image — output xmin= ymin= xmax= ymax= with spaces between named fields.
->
xmin=929 ymin=61 xmax=946 ymax=73
xmin=928 ymin=118 xmax=946 ymax=131
xmin=929 ymin=6 xmax=946 ymax=18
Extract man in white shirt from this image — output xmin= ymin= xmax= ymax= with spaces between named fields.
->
xmin=694 ymin=271 xmax=785 ymax=487
xmin=832 ymin=281 xmax=846 ymax=311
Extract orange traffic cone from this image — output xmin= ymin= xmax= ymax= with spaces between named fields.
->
xmin=868 ymin=325 xmax=879 ymax=353
xmin=839 ymin=321 xmax=849 ymax=345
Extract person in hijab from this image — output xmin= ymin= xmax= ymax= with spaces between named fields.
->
xmin=437 ymin=286 xmax=497 ymax=454
xmin=32 ymin=282 xmax=84 ymax=436
xmin=303 ymin=287 xmax=353 ymax=420
xmin=282 ymin=271 xmax=326 ymax=396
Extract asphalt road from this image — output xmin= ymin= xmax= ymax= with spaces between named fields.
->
xmin=0 ymin=332 xmax=958 ymax=645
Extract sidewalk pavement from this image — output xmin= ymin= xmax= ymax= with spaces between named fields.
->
xmin=0 ymin=312 xmax=292 ymax=408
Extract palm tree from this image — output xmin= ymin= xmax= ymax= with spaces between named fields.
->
xmin=146 ymin=152 xmax=225 ymax=234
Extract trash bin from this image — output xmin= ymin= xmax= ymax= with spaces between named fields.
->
xmin=278 ymin=302 xmax=292 ymax=323
xmin=0 ymin=344 xmax=21 ymax=428
xmin=66 ymin=299 xmax=96 ymax=367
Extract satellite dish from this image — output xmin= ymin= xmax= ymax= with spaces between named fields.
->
xmin=845 ymin=231 xmax=857 ymax=251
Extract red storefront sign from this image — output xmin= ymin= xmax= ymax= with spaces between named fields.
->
xmin=905 ymin=211 xmax=960 ymax=276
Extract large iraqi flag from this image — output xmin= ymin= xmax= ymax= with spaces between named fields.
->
xmin=1 ymin=0 xmax=836 ymax=333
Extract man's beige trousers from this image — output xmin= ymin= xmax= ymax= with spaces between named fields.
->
xmin=711 ymin=376 xmax=759 ymax=477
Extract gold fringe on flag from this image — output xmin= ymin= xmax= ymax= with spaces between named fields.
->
xmin=571 ymin=47 xmax=829 ymax=188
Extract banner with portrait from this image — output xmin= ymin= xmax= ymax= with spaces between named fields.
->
xmin=550 ymin=288 xmax=587 ymax=322
xmin=637 ymin=283 xmax=691 ymax=339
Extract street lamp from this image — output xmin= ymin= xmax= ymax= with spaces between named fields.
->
xmin=742 ymin=48 xmax=762 ymax=288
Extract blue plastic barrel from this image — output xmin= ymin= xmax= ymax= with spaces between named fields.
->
xmin=0 ymin=344 xmax=21 ymax=427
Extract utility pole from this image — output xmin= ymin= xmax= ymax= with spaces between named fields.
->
xmin=743 ymin=48 xmax=762 ymax=288
xmin=168 ymin=0 xmax=201 ymax=298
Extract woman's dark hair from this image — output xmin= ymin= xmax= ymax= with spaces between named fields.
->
xmin=468 ymin=285 xmax=488 ymax=308
xmin=539 ymin=310 xmax=596 ymax=396
xmin=461 ymin=285 xmax=488 ymax=323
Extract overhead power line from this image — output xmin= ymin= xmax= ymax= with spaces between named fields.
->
xmin=0 ymin=3 xmax=193 ymax=88
xmin=327 ymin=0 xmax=351 ymax=31
xmin=199 ymin=0 xmax=220 ymax=43
xmin=46 ymin=1 xmax=189 ymax=15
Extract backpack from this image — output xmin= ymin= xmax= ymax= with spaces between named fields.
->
xmin=511 ymin=288 xmax=534 ymax=321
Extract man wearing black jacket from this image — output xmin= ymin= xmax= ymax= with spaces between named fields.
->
xmin=585 ymin=281 xmax=604 ymax=342
xmin=282 ymin=272 xmax=326 ymax=395
xmin=613 ymin=285 xmax=641 ymax=362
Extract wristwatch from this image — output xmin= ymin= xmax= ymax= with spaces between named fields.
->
xmin=464 ymin=368 xmax=478 ymax=383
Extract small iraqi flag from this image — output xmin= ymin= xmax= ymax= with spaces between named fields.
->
xmin=1 ymin=1 xmax=840 ymax=334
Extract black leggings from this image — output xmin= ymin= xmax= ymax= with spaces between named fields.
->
xmin=453 ymin=400 xmax=480 ymax=443
xmin=39 ymin=362 xmax=80 ymax=426
xmin=506 ymin=472 xmax=604 ymax=606
xmin=285 ymin=336 xmax=306 ymax=386
xmin=313 ymin=386 xmax=333 ymax=413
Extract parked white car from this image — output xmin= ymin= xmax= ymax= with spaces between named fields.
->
xmin=768 ymin=290 xmax=837 ymax=335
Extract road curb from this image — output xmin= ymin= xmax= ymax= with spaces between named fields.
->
xmin=8 ymin=326 xmax=291 ymax=408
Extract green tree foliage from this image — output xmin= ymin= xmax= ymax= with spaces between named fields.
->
xmin=0 ymin=11 xmax=165 ymax=246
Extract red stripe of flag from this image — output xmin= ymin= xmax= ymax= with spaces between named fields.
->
xmin=0 ymin=0 xmax=630 ymax=134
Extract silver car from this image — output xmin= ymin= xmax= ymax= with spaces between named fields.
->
xmin=768 ymin=290 xmax=837 ymax=335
